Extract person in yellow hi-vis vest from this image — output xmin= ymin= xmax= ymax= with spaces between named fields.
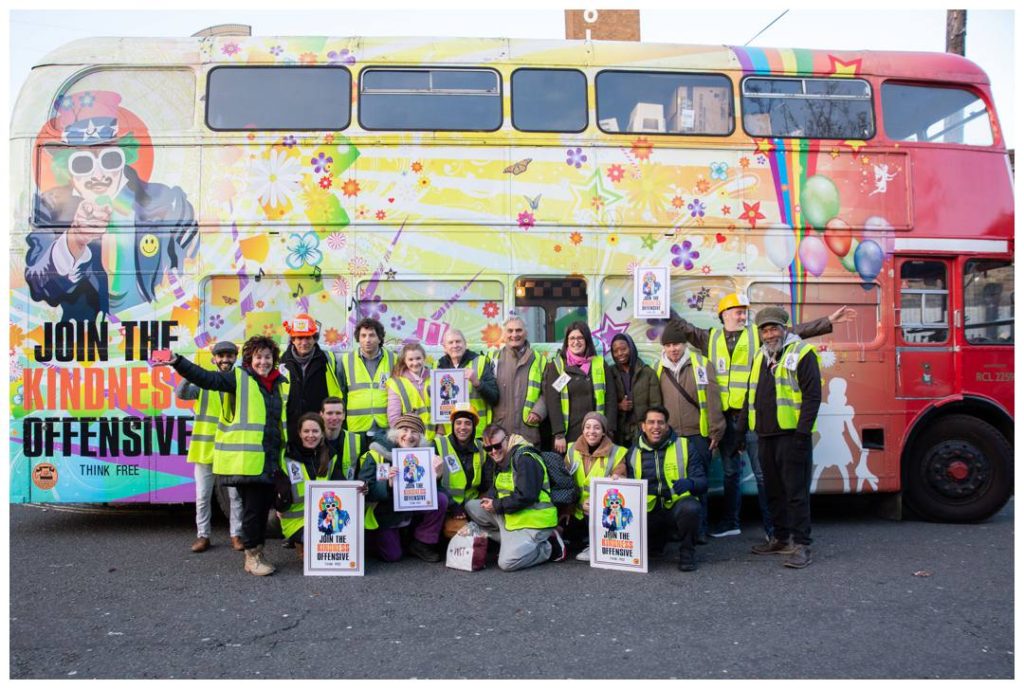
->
xmin=624 ymin=405 xmax=706 ymax=572
xmin=742 ymin=307 xmax=822 ymax=570
xmin=280 ymin=313 xmax=343 ymax=442
xmin=319 ymin=396 xmax=364 ymax=483
xmin=162 ymin=336 xmax=289 ymax=577
xmin=661 ymin=295 xmax=854 ymax=542
xmin=174 ymin=340 xmax=245 ymax=554
xmin=543 ymin=320 xmax=617 ymax=454
xmin=489 ymin=316 xmax=548 ymax=447
xmin=340 ymin=317 xmax=396 ymax=444
xmin=564 ymin=412 xmax=628 ymax=562
xmin=437 ymin=329 xmax=498 ymax=440
xmin=434 ymin=404 xmax=489 ymax=516
xmin=386 ymin=343 xmax=439 ymax=442
xmin=464 ymin=423 xmax=567 ymax=570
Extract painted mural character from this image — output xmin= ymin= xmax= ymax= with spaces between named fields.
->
xmin=25 ymin=91 xmax=198 ymax=322
xmin=316 ymin=491 xmax=350 ymax=535
xmin=601 ymin=488 xmax=634 ymax=532
xmin=402 ymin=455 xmax=425 ymax=488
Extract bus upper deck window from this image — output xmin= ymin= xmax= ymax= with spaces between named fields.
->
xmin=206 ymin=66 xmax=351 ymax=131
xmin=359 ymin=68 xmax=502 ymax=132
xmin=882 ymin=83 xmax=993 ymax=146
xmin=595 ymin=71 xmax=734 ymax=136
xmin=511 ymin=69 xmax=588 ymax=133
xmin=741 ymin=76 xmax=874 ymax=140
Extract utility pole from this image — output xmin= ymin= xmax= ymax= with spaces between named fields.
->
xmin=565 ymin=9 xmax=640 ymax=41
xmin=946 ymin=10 xmax=966 ymax=55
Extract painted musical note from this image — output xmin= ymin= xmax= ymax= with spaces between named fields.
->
xmin=310 ymin=266 xmax=322 ymax=283
xmin=254 ymin=267 xmax=266 ymax=283
xmin=292 ymin=283 xmax=304 ymax=298
xmin=616 ymin=297 xmax=627 ymax=312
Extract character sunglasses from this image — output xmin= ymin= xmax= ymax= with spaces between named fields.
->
xmin=68 ymin=147 xmax=125 ymax=176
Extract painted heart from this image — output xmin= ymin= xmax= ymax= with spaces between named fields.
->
xmin=388 ymin=197 xmax=395 ymax=203
xmin=715 ymin=233 xmax=727 ymax=243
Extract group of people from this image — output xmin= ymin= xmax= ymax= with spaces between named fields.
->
xmin=164 ymin=297 xmax=854 ymax=575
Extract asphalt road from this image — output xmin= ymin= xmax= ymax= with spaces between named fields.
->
xmin=9 ymin=496 xmax=1014 ymax=679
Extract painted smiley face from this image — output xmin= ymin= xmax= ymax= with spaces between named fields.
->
xmin=139 ymin=233 xmax=159 ymax=257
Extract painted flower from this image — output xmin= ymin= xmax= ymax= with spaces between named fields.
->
xmin=631 ymin=137 xmax=653 ymax=161
xmin=327 ymin=48 xmax=356 ymax=65
xmin=687 ymin=294 xmax=704 ymax=310
xmin=671 ymin=240 xmax=700 ymax=270
xmin=570 ymin=231 xmax=583 ymax=246
xmin=79 ymin=92 xmax=95 ymax=108
xmin=355 ymin=205 xmax=369 ymax=220
xmin=411 ymin=161 xmax=423 ymax=173
xmin=323 ymin=327 xmax=344 ymax=346
xmin=607 ymin=234 xmax=619 ymax=246
xmin=480 ymin=323 xmax=503 ymax=349
xmin=419 ymin=177 xmax=430 ymax=188
xmin=250 ymin=148 xmax=302 ymax=209
xmin=554 ymin=244 xmax=562 ymax=253
xmin=348 ymin=257 xmax=369 ymax=276
xmin=701 ymin=265 xmax=712 ymax=275
xmin=222 ymin=42 xmax=240 ymax=56
xmin=256 ymin=300 xmax=265 ymax=309
xmin=270 ymin=45 xmax=283 ymax=56
xmin=739 ymin=156 xmax=751 ymax=169
xmin=710 ymin=161 xmax=729 ymax=180
xmin=262 ymin=323 xmax=277 ymax=337
xmin=10 ymin=362 xmax=23 ymax=382
xmin=819 ymin=350 xmax=838 ymax=369
xmin=482 ymin=301 xmax=500 ymax=319
xmin=671 ymin=196 xmax=684 ymax=209
xmin=282 ymin=135 xmax=297 ymax=148
xmin=688 ymin=199 xmax=706 ymax=218
xmin=739 ymin=201 xmax=766 ymax=229
xmin=299 ymin=52 xmax=317 ymax=64
xmin=208 ymin=314 xmax=224 ymax=330
xmin=326 ymin=232 xmax=346 ymax=251
xmin=318 ymin=175 xmax=332 ymax=190
xmin=390 ymin=315 xmax=406 ymax=330
xmin=591 ymin=196 xmax=604 ymax=210
xmin=358 ymin=295 xmax=388 ymax=321
xmin=311 ymin=152 xmax=333 ymax=174
xmin=286 ymin=231 xmax=323 ymax=269
xmin=736 ymin=261 xmax=747 ymax=272
xmin=341 ymin=178 xmax=360 ymax=197
xmin=722 ymin=205 xmax=732 ymax=216
xmin=331 ymin=277 xmax=350 ymax=296
xmin=695 ymin=177 xmax=711 ymax=194
xmin=626 ymin=261 xmax=640 ymax=276
xmin=324 ymin=134 xmax=335 ymax=144
xmin=517 ymin=211 xmax=535 ymax=230
xmin=607 ymin=164 xmax=625 ymax=183
xmin=566 ymin=147 xmax=588 ymax=168
xmin=56 ymin=95 xmax=74 ymax=111
xmin=375 ymin=210 xmax=386 ymax=221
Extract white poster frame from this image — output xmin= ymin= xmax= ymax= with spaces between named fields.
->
xmin=430 ymin=368 xmax=469 ymax=424
xmin=303 ymin=480 xmax=365 ymax=577
xmin=588 ymin=477 xmax=648 ymax=574
xmin=392 ymin=447 xmax=438 ymax=512
xmin=634 ymin=266 xmax=671 ymax=319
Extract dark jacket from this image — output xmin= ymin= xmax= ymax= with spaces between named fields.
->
xmin=484 ymin=442 xmax=547 ymax=516
xmin=626 ymin=429 xmax=707 ymax=510
xmin=609 ymin=333 xmax=662 ymax=446
xmin=741 ymin=336 xmax=822 ymax=437
xmin=661 ymin=314 xmax=834 ymax=359
xmin=436 ymin=350 xmax=499 ymax=407
xmin=172 ymin=356 xmax=287 ymax=485
xmin=543 ymin=353 xmax=618 ymax=444
xmin=281 ymin=345 xmax=337 ymax=440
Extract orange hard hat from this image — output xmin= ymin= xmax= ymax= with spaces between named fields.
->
xmin=716 ymin=293 xmax=750 ymax=315
xmin=283 ymin=314 xmax=318 ymax=337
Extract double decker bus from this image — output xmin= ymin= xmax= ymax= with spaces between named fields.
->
xmin=10 ymin=33 xmax=1013 ymax=521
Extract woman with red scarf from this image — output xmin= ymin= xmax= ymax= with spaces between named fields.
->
xmin=543 ymin=321 xmax=617 ymax=454
xmin=161 ymin=336 xmax=288 ymax=577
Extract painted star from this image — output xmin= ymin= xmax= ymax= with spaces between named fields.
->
xmin=569 ymin=169 xmax=624 ymax=216
xmin=844 ymin=140 xmax=867 ymax=155
xmin=591 ymin=313 xmax=631 ymax=350
xmin=829 ymin=55 xmax=863 ymax=77
xmin=384 ymin=268 xmax=397 ymax=280
xmin=641 ymin=233 xmax=658 ymax=250
xmin=755 ymin=139 xmax=776 ymax=155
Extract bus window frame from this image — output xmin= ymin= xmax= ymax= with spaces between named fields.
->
xmin=509 ymin=67 xmax=589 ymax=134
xmin=594 ymin=69 xmax=736 ymax=137
xmin=204 ymin=64 xmax=353 ymax=132
xmin=740 ymin=75 xmax=875 ymax=141
xmin=357 ymin=66 xmax=504 ymax=133
xmin=879 ymin=80 xmax=996 ymax=147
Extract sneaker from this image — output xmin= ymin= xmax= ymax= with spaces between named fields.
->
xmin=696 ymin=532 xmax=709 ymax=546
xmin=191 ymin=537 xmax=210 ymax=553
xmin=711 ymin=526 xmax=741 ymax=538
xmin=408 ymin=539 xmax=442 ymax=563
xmin=783 ymin=545 xmax=812 ymax=569
xmin=678 ymin=549 xmax=697 ymax=572
xmin=751 ymin=538 xmax=795 ymax=555
xmin=548 ymin=531 xmax=568 ymax=562
xmin=575 ymin=546 xmax=591 ymax=562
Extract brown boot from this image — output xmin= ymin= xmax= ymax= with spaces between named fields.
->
xmin=230 ymin=536 xmax=245 ymax=552
xmin=191 ymin=537 xmax=211 ymax=553
xmin=295 ymin=542 xmax=305 ymax=561
xmin=783 ymin=544 xmax=812 ymax=569
xmin=244 ymin=546 xmax=276 ymax=576
xmin=751 ymin=537 xmax=795 ymax=555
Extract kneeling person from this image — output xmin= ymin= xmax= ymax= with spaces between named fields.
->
xmin=435 ymin=404 xmax=488 ymax=517
xmin=464 ymin=424 xmax=566 ymax=571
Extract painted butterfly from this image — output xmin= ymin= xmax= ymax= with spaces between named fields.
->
xmin=503 ymin=158 xmax=532 ymax=175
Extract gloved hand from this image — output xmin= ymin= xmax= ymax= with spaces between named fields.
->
xmin=672 ymin=478 xmax=695 ymax=495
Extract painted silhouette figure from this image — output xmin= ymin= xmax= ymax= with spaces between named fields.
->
xmin=812 ymin=377 xmax=878 ymax=492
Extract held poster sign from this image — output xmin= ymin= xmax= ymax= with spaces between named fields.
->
xmin=392 ymin=447 xmax=438 ymax=511
xmin=431 ymin=368 xmax=468 ymax=424
xmin=589 ymin=478 xmax=648 ymax=573
xmin=634 ymin=266 xmax=670 ymax=319
xmin=304 ymin=481 xmax=365 ymax=577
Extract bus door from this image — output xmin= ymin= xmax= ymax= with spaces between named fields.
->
xmin=895 ymin=257 xmax=955 ymax=399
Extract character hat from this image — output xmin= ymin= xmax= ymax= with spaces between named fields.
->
xmin=53 ymin=91 xmax=122 ymax=145
xmin=755 ymin=306 xmax=790 ymax=328
xmin=603 ymin=488 xmax=625 ymax=508
xmin=449 ymin=403 xmax=479 ymax=427
xmin=717 ymin=292 xmax=751 ymax=315
xmin=211 ymin=341 xmax=239 ymax=355
xmin=283 ymin=314 xmax=319 ymax=337
xmin=394 ymin=414 xmax=426 ymax=434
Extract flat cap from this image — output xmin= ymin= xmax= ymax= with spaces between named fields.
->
xmin=211 ymin=341 xmax=239 ymax=355
xmin=755 ymin=307 xmax=790 ymax=328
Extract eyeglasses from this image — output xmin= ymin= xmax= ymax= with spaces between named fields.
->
xmin=567 ymin=335 xmax=586 ymax=342
xmin=68 ymin=148 xmax=125 ymax=176
xmin=482 ymin=437 xmax=506 ymax=453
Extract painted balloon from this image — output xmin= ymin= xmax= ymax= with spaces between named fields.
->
xmin=798 ymin=234 xmax=829 ymax=277
xmin=765 ymin=230 xmax=796 ymax=270
xmin=863 ymin=215 xmax=895 ymax=255
xmin=854 ymin=239 xmax=884 ymax=282
xmin=824 ymin=218 xmax=853 ymax=256
xmin=800 ymin=175 xmax=841 ymax=230
xmin=840 ymin=238 xmax=860 ymax=273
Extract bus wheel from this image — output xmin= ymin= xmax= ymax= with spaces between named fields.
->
xmin=903 ymin=414 xmax=1012 ymax=523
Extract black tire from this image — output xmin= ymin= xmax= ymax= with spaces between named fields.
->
xmin=902 ymin=414 xmax=1012 ymax=523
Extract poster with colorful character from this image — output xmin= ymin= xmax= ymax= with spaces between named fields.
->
xmin=392 ymin=447 xmax=437 ymax=511
xmin=304 ymin=482 xmax=364 ymax=576
xmin=430 ymin=368 xmax=467 ymax=424
xmin=589 ymin=478 xmax=647 ymax=573
xmin=633 ymin=266 xmax=670 ymax=319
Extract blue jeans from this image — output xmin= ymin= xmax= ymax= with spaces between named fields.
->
xmin=686 ymin=434 xmax=711 ymax=536
xmin=716 ymin=412 xmax=773 ymax=537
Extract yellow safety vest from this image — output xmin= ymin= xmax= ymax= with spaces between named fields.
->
xmin=657 ymin=351 xmax=711 ymax=437
xmin=708 ymin=325 xmax=759 ymax=411
xmin=342 ymin=350 xmax=395 ymax=432
xmin=490 ymin=348 xmax=547 ymax=426
xmin=748 ymin=341 xmax=820 ymax=433
xmin=213 ymin=369 xmax=288 ymax=476
xmin=626 ymin=437 xmax=691 ymax=511
xmin=278 ymin=452 xmax=343 ymax=540
xmin=386 ymin=374 xmax=435 ymax=441
xmin=324 ymin=350 xmax=343 ymax=399
xmin=570 ymin=444 xmax=628 ymax=520
xmin=552 ymin=355 xmax=606 ymax=435
xmin=439 ymin=357 xmax=492 ymax=439
xmin=434 ymin=434 xmax=485 ymax=505
xmin=494 ymin=449 xmax=558 ymax=530
xmin=187 ymin=387 xmax=224 ymax=465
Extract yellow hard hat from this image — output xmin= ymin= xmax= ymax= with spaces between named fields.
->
xmin=716 ymin=293 xmax=750 ymax=315
xmin=450 ymin=403 xmax=479 ymax=425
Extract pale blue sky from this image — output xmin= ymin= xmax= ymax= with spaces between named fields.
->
xmin=8 ymin=8 xmax=1015 ymax=146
